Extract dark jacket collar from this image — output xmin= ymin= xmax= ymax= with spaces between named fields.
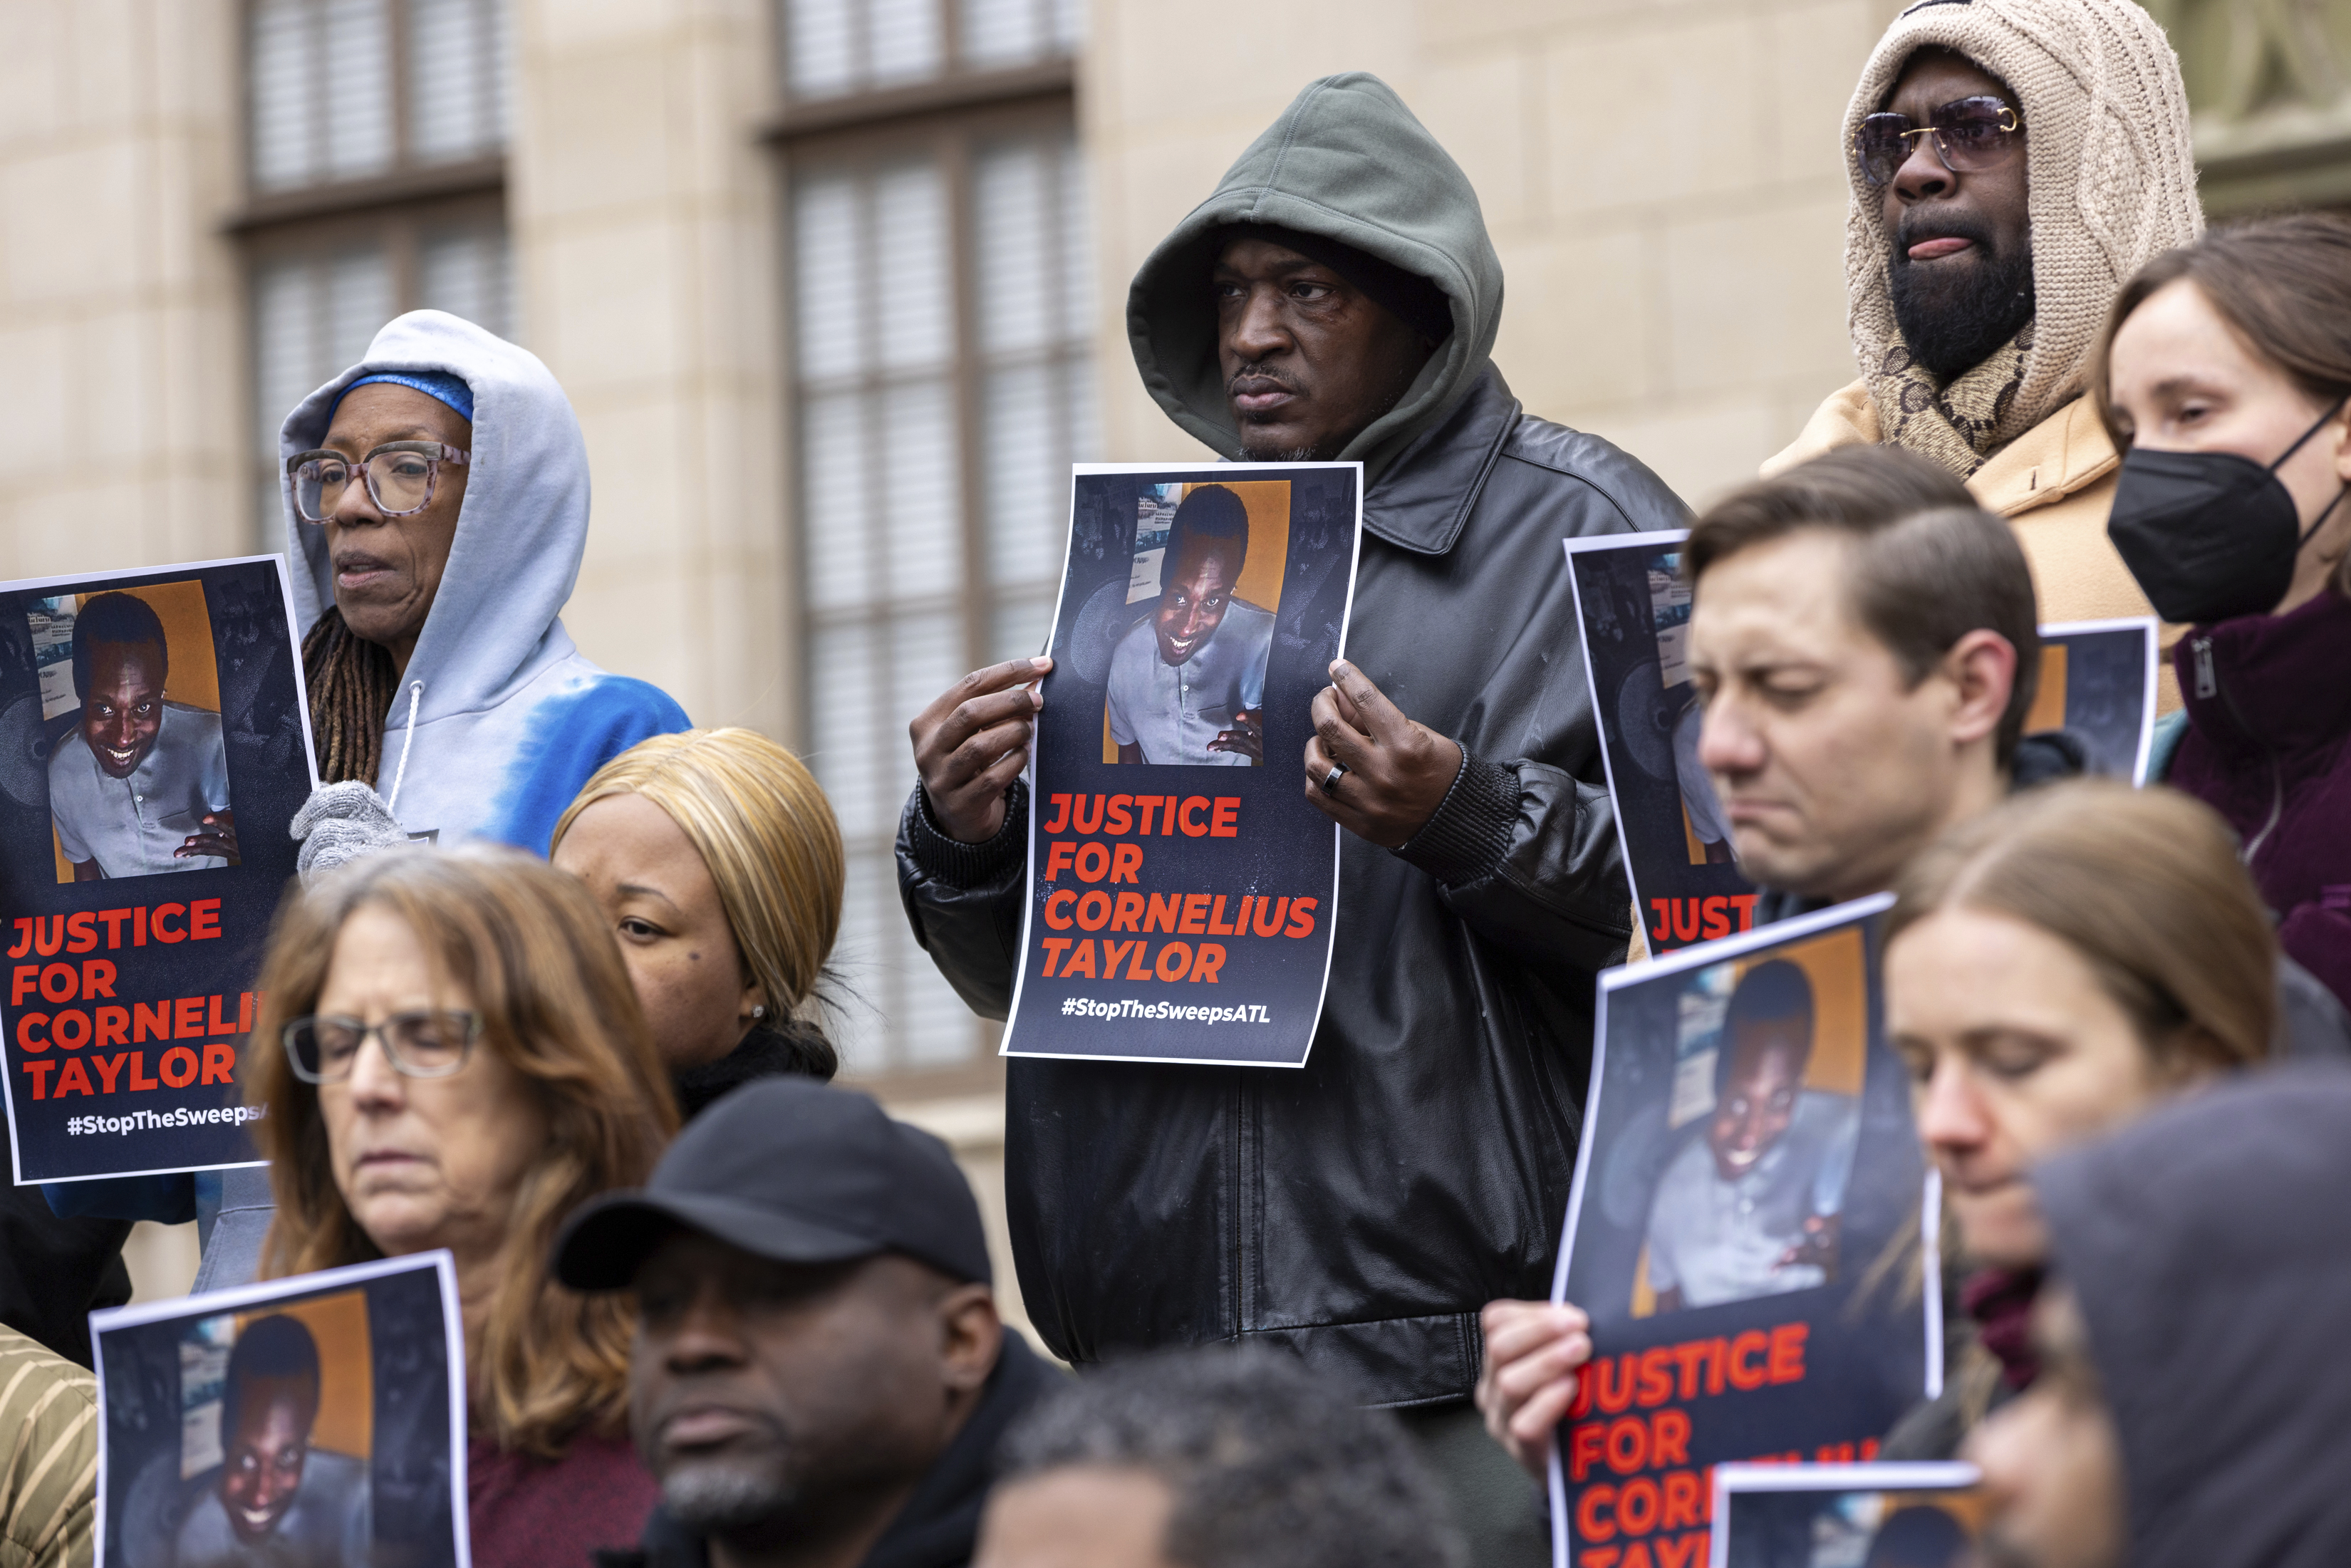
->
xmin=670 ymin=1022 xmax=836 ymax=1121
xmin=2176 ymin=586 xmax=2351 ymax=760
xmin=1359 ymin=364 xmax=1520 ymax=557
xmin=597 ymin=1333 xmax=1059 ymax=1568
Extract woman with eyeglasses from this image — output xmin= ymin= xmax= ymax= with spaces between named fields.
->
xmin=41 ymin=311 xmax=695 ymax=1279
xmin=246 ymin=845 xmax=675 ymax=1568
xmin=2091 ymin=213 xmax=2351 ymax=1012
xmin=280 ymin=310 xmax=689 ymax=860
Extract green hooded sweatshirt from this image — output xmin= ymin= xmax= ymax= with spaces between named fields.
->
xmin=1126 ymin=71 xmax=1504 ymax=476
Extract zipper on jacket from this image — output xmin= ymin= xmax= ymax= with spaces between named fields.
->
xmin=2198 ymin=635 xmax=2286 ymax=863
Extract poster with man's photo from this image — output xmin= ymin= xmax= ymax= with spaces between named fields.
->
xmin=1563 ymin=533 xmax=2157 ymax=954
xmin=1001 ymin=463 xmax=1361 ymax=1067
xmin=1709 ymin=1462 xmax=1983 ymax=1568
xmin=1547 ymin=897 xmax=1934 ymax=1568
xmin=93 ymin=1251 xmax=467 ymax=1568
xmin=0 ymin=557 xmax=316 ymax=1183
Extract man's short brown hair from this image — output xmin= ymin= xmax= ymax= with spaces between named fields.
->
xmin=1685 ymin=447 xmax=2041 ymax=767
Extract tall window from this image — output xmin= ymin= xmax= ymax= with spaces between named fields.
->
xmin=239 ymin=0 xmax=514 ymax=542
xmin=778 ymin=0 xmax=1093 ymax=1079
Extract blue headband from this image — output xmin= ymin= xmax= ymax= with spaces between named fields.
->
xmin=331 ymin=370 xmax=474 ymax=424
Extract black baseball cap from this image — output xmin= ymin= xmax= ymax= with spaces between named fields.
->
xmin=552 ymin=1078 xmax=992 ymax=1292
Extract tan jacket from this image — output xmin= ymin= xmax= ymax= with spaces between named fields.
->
xmin=1764 ymin=378 xmax=2181 ymax=710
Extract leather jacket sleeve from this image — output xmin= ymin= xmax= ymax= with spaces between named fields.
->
xmin=1394 ymin=744 xmax=1631 ymax=975
xmin=896 ymin=777 xmax=1029 ymax=1021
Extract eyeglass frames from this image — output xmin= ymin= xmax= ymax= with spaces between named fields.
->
xmin=286 ymin=442 xmax=469 ymax=526
xmin=281 ymin=1010 xmax=483 ymax=1085
xmin=1855 ymin=96 xmax=2023 ymax=187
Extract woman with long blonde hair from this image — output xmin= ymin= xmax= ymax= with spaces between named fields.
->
xmin=551 ymin=727 xmax=845 ymax=1113
xmin=249 ymin=846 xmax=676 ymax=1566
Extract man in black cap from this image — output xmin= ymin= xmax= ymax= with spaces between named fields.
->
xmin=556 ymin=1079 xmax=1058 ymax=1568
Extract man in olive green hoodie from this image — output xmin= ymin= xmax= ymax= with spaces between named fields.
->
xmin=901 ymin=73 xmax=1688 ymax=1563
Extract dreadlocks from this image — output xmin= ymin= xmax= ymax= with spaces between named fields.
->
xmin=302 ymin=608 xmax=398 ymax=786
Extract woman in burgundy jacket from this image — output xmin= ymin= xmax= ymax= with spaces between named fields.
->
xmin=2095 ymin=213 xmax=2351 ymax=1011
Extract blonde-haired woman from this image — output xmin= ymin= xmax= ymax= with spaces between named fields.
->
xmin=250 ymin=847 xmax=675 ymax=1566
xmin=551 ymin=727 xmax=844 ymax=1114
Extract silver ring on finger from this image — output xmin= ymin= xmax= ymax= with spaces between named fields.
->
xmin=1321 ymin=762 xmax=1349 ymax=796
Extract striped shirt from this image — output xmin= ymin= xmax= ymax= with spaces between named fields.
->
xmin=0 ymin=1325 xmax=95 ymax=1568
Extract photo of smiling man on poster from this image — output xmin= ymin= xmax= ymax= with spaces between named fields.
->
xmin=1106 ymin=483 xmax=1276 ymax=767
xmin=1643 ymin=958 xmax=1859 ymax=1315
xmin=43 ymin=588 xmax=237 ymax=881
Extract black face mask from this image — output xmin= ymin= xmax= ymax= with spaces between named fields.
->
xmin=2107 ymin=398 xmax=2350 ymax=624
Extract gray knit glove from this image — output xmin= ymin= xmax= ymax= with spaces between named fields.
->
xmin=291 ymin=782 xmax=412 ymax=888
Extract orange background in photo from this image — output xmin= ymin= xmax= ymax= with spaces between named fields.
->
xmin=235 ymin=1289 xmax=373 ymax=1460
xmin=1101 ymin=481 xmax=1293 ymax=764
xmin=51 ymin=578 xmax=222 ymax=882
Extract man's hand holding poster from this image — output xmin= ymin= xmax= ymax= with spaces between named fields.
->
xmin=1547 ymin=898 xmax=1934 ymax=1568
xmin=1562 ymin=532 xmax=2157 ymax=953
xmin=92 ymin=1252 xmax=467 ymax=1568
xmin=0 ymin=557 xmax=317 ymax=1183
xmin=1001 ymin=463 xmax=1361 ymax=1067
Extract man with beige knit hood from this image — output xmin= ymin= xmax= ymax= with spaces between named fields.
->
xmin=1765 ymin=0 xmax=2203 ymax=682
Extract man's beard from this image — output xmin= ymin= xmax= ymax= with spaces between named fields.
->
xmin=1886 ymin=212 xmax=2035 ymax=382
xmin=662 ymin=1462 xmax=798 ymax=1537
xmin=1237 ymin=440 xmax=1323 ymax=462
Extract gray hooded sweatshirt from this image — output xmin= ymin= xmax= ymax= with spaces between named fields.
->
xmin=279 ymin=310 xmax=689 ymax=853
xmin=896 ymin=73 xmax=1688 ymax=1406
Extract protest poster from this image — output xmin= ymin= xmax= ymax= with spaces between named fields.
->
xmin=93 ymin=1250 xmax=467 ymax=1568
xmin=1708 ymin=1462 xmax=1982 ymax=1568
xmin=1000 ymin=464 xmax=1361 ymax=1067
xmin=1547 ymin=897 xmax=1936 ymax=1568
xmin=2024 ymin=618 xmax=2157 ymax=784
xmin=1562 ymin=534 xmax=2158 ymax=953
xmin=0 ymin=557 xmax=316 ymax=1183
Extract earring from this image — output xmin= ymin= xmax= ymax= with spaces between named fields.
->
xmin=752 ymin=1004 xmax=767 ymax=1019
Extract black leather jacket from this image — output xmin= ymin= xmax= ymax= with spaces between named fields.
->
xmin=896 ymin=368 xmax=1689 ymax=1406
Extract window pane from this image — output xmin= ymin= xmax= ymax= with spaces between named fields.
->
xmin=881 ymin=379 xmax=960 ymax=601
xmin=981 ymin=361 xmax=1054 ymax=584
xmin=802 ymin=393 xmax=873 ymax=613
xmin=873 ymin=162 xmax=950 ymax=371
xmin=1059 ymin=142 xmax=1093 ymax=341
xmin=784 ymin=0 xmax=856 ymax=98
xmin=326 ymin=249 xmax=395 ymax=369
xmin=419 ymin=226 xmax=513 ymax=339
xmin=824 ymin=853 xmax=896 ymax=1076
xmin=962 ymin=0 xmax=1042 ymax=70
xmin=410 ymin=0 xmax=492 ymax=162
xmin=249 ymin=1 xmax=317 ymax=189
xmin=884 ymin=608 xmax=962 ymax=811
xmin=974 ymin=142 xmax=1047 ymax=355
xmin=794 ymin=177 xmax=866 ymax=381
xmin=322 ymin=0 xmax=395 ymax=180
xmin=866 ymin=0 xmax=942 ymax=85
xmin=809 ymin=621 xmax=879 ymax=842
xmin=252 ymin=261 xmax=320 ymax=462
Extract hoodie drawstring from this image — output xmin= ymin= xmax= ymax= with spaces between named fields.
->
xmin=386 ymin=680 xmax=424 ymax=818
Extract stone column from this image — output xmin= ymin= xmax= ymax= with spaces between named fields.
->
xmin=509 ymin=0 xmax=793 ymax=737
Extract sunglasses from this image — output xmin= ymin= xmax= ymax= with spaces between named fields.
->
xmin=1855 ymin=96 xmax=2023 ymax=187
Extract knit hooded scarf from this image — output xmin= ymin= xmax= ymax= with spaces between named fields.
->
xmin=1842 ymin=0 xmax=2203 ymax=477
